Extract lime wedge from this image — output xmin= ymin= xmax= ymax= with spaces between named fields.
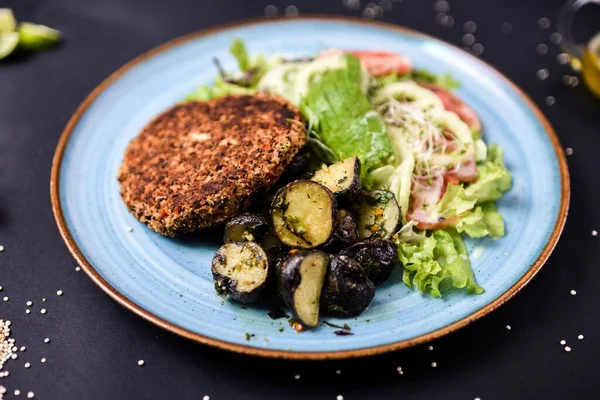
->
xmin=0 ymin=31 xmax=19 ymax=60
xmin=0 ymin=8 xmax=16 ymax=32
xmin=18 ymin=22 xmax=60 ymax=50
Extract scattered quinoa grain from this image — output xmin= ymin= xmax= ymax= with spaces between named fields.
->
xmin=506 ymin=325 xmax=512 ymax=330
xmin=560 ymin=340 xmax=566 ymax=345
xmin=564 ymin=346 xmax=571 ymax=352
xmin=41 ymin=358 xmax=46 ymax=363
xmin=294 ymin=374 xmax=300 ymax=380
xmin=20 ymin=346 xmax=25 ymax=352
xmin=578 ymin=334 xmax=584 ymax=340
xmin=0 ymin=245 xmax=4 ymax=252
xmin=3 ymin=297 xmax=8 ymax=302
xmin=44 ymin=338 xmax=50 ymax=344
xmin=427 ymin=345 xmax=434 ymax=351
xmin=431 ymin=362 xmax=437 ymax=368
xmin=137 ymin=360 xmax=145 ymax=366
xmin=592 ymin=230 xmax=598 ymax=236
xmin=565 ymin=147 xmax=573 ymax=156
xmin=26 ymin=301 xmax=32 ymax=307
xmin=570 ymin=290 xmax=577 ymax=296
xmin=25 ymin=310 xmax=30 ymax=314
xmin=42 ymin=298 xmax=46 ymax=303
xmin=14 ymin=389 xmax=20 ymax=396
xmin=203 ymin=396 xmax=210 ymax=400
xmin=336 ymin=369 xmax=341 ymax=375
xmin=126 ymin=226 xmax=133 ymax=232
xmin=75 ymin=267 xmax=81 ymax=272
xmin=337 ymin=396 xmax=344 ymax=400
xmin=24 ymin=362 xmax=30 ymax=369
xmin=40 ymin=309 xmax=47 ymax=315
xmin=56 ymin=290 xmax=63 ymax=296
xmin=27 ymin=392 xmax=34 ymax=399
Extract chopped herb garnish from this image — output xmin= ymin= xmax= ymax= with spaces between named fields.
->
xmin=245 ymin=333 xmax=255 ymax=341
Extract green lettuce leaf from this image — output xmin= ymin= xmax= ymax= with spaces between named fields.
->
xmin=374 ymin=69 xmax=461 ymax=91
xmin=230 ymin=37 xmax=250 ymax=72
xmin=454 ymin=202 xmax=505 ymax=238
xmin=465 ymin=144 xmax=512 ymax=204
xmin=301 ymin=55 xmax=394 ymax=174
xmin=398 ymin=229 xmax=483 ymax=297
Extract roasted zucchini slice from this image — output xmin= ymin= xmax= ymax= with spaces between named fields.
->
xmin=211 ymin=242 xmax=271 ymax=304
xmin=271 ymin=180 xmax=336 ymax=249
xmin=277 ymin=250 xmax=330 ymax=328
xmin=320 ymin=255 xmax=375 ymax=317
xmin=354 ymin=190 xmax=401 ymax=240
xmin=323 ymin=210 xmax=359 ymax=252
xmin=223 ymin=213 xmax=269 ymax=243
xmin=341 ymin=239 xmax=397 ymax=286
xmin=310 ymin=156 xmax=361 ymax=198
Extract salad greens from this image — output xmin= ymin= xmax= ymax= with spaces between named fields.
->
xmin=186 ymin=39 xmax=513 ymax=298
xmin=301 ymin=55 xmax=395 ymax=174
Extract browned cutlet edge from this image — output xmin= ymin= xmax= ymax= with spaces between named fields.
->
xmin=118 ymin=93 xmax=307 ymax=236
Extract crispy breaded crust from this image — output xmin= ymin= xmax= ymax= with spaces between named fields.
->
xmin=118 ymin=94 xmax=307 ymax=236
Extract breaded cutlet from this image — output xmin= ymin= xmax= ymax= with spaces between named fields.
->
xmin=118 ymin=93 xmax=307 ymax=236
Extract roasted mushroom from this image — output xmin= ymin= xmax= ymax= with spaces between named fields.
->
xmin=223 ymin=213 xmax=269 ymax=243
xmin=311 ymin=156 xmax=361 ymax=198
xmin=271 ymin=180 xmax=337 ymax=249
xmin=211 ymin=242 xmax=271 ymax=304
xmin=354 ymin=190 xmax=401 ymax=240
xmin=320 ymin=255 xmax=375 ymax=317
xmin=341 ymin=239 xmax=397 ymax=285
xmin=277 ymin=250 xmax=331 ymax=328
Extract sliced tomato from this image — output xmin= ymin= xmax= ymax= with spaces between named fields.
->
xmin=407 ymin=175 xmax=450 ymax=229
xmin=444 ymin=157 xmax=478 ymax=184
xmin=419 ymin=82 xmax=481 ymax=131
xmin=318 ymin=49 xmax=412 ymax=76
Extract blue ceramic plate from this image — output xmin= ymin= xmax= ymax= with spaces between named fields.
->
xmin=51 ymin=17 xmax=569 ymax=359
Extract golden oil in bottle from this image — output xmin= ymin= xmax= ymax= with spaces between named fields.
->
xmin=577 ymin=32 xmax=600 ymax=98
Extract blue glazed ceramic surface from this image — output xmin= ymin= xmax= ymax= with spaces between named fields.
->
xmin=56 ymin=19 xmax=566 ymax=355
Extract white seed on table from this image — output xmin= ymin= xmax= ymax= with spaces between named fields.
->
xmin=56 ymin=290 xmax=63 ymax=296
xmin=14 ymin=389 xmax=20 ymax=396
xmin=27 ymin=392 xmax=35 ymax=399
xmin=75 ymin=266 xmax=81 ymax=272
xmin=264 ymin=5 xmax=277 ymax=17
xmin=40 ymin=309 xmax=47 ymax=315
xmin=431 ymin=362 xmax=438 ymax=368
xmin=24 ymin=362 xmax=30 ymax=369
xmin=472 ymin=43 xmax=484 ymax=55
xmin=434 ymin=1 xmax=449 ymax=13
xmin=0 ymin=245 xmax=4 ymax=252
xmin=462 ymin=34 xmax=475 ymax=46
xmin=137 ymin=360 xmax=145 ymax=366
xmin=284 ymin=5 xmax=299 ymax=17
xmin=25 ymin=309 xmax=31 ymax=314
xmin=20 ymin=346 xmax=26 ymax=352
xmin=570 ymin=289 xmax=577 ymax=295
xmin=536 ymin=69 xmax=549 ymax=80
xmin=337 ymin=396 xmax=344 ymax=400
xmin=578 ymin=334 xmax=584 ymax=340
xmin=537 ymin=44 xmax=548 ymax=55
xmin=551 ymin=32 xmax=562 ymax=44
xmin=26 ymin=301 xmax=32 ymax=307
xmin=336 ymin=369 xmax=341 ymax=375
xmin=592 ymin=230 xmax=598 ymax=236
xmin=564 ymin=346 xmax=571 ymax=352
xmin=41 ymin=358 xmax=46 ymax=363
xmin=501 ymin=22 xmax=513 ymax=34
xmin=44 ymin=338 xmax=50 ymax=344
xmin=203 ymin=396 xmax=210 ymax=400
xmin=506 ymin=325 xmax=512 ymax=330
xmin=42 ymin=298 xmax=46 ymax=302
xmin=565 ymin=147 xmax=573 ymax=156
xmin=538 ymin=17 xmax=550 ymax=30
xmin=294 ymin=374 xmax=300 ymax=380
xmin=463 ymin=21 xmax=477 ymax=33
xmin=557 ymin=53 xmax=571 ymax=64
xmin=427 ymin=345 xmax=434 ymax=351
xmin=126 ymin=226 xmax=133 ymax=232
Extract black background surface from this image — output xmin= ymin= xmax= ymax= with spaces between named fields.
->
xmin=1 ymin=0 xmax=600 ymax=399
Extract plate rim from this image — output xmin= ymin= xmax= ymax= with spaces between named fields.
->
xmin=50 ymin=15 xmax=570 ymax=360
